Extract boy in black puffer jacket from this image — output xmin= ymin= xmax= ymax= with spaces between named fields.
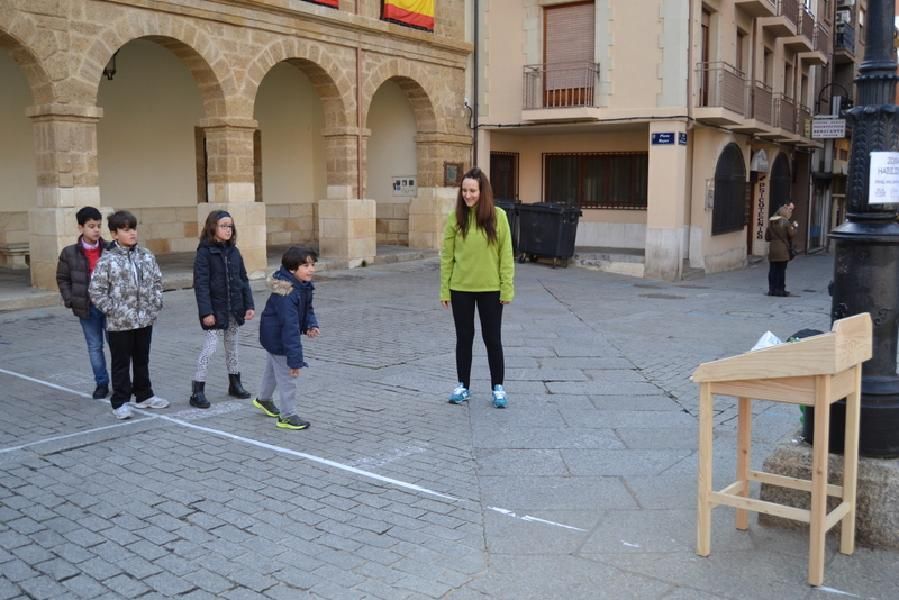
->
xmin=56 ymin=206 xmax=110 ymax=400
xmin=253 ymin=246 xmax=319 ymax=430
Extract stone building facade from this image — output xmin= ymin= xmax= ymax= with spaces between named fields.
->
xmin=0 ymin=0 xmax=471 ymax=289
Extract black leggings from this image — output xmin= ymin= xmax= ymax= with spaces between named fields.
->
xmin=450 ymin=290 xmax=504 ymax=389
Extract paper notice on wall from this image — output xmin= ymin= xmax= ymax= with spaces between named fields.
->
xmin=868 ymin=152 xmax=899 ymax=204
xmin=392 ymin=176 xmax=417 ymax=197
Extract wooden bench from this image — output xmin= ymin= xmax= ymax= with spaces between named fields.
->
xmin=691 ymin=313 xmax=872 ymax=586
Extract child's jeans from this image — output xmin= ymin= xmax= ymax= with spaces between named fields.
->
xmin=79 ymin=305 xmax=109 ymax=387
xmin=258 ymin=353 xmax=298 ymax=417
xmin=107 ymin=326 xmax=154 ymax=409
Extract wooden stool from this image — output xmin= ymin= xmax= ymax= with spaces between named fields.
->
xmin=691 ymin=313 xmax=871 ymax=586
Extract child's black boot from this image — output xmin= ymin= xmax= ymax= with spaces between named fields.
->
xmin=228 ymin=373 xmax=251 ymax=399
xmin=189 ymin=380 xmax=210 ymax=409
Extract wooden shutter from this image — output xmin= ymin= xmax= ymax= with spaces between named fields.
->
xmin=544 ymin=2 xmax=594 ymax=92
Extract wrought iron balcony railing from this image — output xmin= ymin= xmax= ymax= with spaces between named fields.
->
xmin=835 ymin=23 xmax=855 ymax=54
xmin=798 ymin=104 xmax=811 ymax=137
xmin=815 ymin=23 xmax=832 ymax=55
xmin=523 ymin=62 xmax=600 ymax=109
xmin=748 ymin=81 xmax=774 ymax=125
xmin=774 ymin=93 xmax=797 ymax=132
xmin=697 ymin=62 xmax=747 ymax=114
xmin=799 ymin=5 xmax=815 ymax=40
xmin=779 ymin=0 xmax=801 ymax=26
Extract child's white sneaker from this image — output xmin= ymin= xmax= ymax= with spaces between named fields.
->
xmin=131 ymin=397 xmax=170 ymax=409
xmin=112 ymin=405 xmax=133 ymax=420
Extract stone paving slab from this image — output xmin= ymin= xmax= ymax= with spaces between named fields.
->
xmin=0 ymin=253 xmax=896 ymax=598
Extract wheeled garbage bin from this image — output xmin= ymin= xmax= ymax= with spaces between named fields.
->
xmin=494 ymin=199 xmax=520 ymax=253
xmin=516 ymin=202 xmax=582 ymax=267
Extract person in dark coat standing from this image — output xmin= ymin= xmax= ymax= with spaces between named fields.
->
xmin=56 ymin=206 xmax=110 ymax=399
xmin=189 ymin=210 xmax=255 ymax=408
xmin=765 ymin=202 xmax=798 ymax=297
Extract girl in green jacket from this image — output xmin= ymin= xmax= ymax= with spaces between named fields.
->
xmin=440 ymin=167 xmax=515 ymax=408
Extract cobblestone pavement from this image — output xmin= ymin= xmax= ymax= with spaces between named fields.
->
xmin=1 ymin=253 xmax=897 ymax=599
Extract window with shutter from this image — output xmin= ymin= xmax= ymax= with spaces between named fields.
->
xmin=544 ymin=2 xmax=595 ymax=108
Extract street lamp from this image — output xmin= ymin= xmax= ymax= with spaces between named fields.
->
xmin=826 ymin=0 xmax=899 ymax=457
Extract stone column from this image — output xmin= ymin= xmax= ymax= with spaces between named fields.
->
xmin=409 ymin=132 xmax=470 ymax=250
xmin=318 ymin=128 xmax=375 ymax=266
xmin=644 ymin=120 xmax=689 ymax=281
xmin=200 ymin=119 xmax=267 ymax=278
xmin=26 ymin=104 xmax=103 ymax=290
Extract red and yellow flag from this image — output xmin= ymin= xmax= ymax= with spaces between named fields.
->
xmin=382 ymin=0 xmax=435 ymax=32
xmin=305 ymin=0 xmax=338 ymax=7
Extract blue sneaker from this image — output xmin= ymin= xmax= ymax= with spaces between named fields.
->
xmin=448 ymin=383 xmax=471 ymax=404
xmin=492 ymin=384 xmax=507 ymax=409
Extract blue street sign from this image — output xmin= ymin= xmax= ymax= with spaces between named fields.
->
xmin=678 ymin=132 xmax=688 ymax=145
xmin=651 ymin=132 xmax=675 ymax=145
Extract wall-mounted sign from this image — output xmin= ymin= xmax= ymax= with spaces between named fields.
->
xmin=869 ymin=152 xmax=899 ymax=204
xmin=678 ymin=132 xmax=688 ymax=146
xmin=391 ymin=175 xmax=417 ymax=197
xmin=811 ymin=117 xmax=846 ymax=139
xmin=651 ymin=132 xmax=675 ymax=145
xmin=750 ymin=149 xmax=769 ymax=172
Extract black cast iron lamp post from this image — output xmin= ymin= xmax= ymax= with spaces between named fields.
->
xmin=828 ymin=0 xmax=899 ymax=457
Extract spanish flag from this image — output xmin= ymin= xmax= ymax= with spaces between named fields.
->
xmin=305 ymin=0 xmax=338 ymax=7
xmin=382 ymin=0 xmax=435 ymax=32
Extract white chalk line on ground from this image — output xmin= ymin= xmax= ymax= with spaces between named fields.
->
xmin=0 ymin=367 xmax=586 ymax=532
xmin=0 ymin=418 xmax=156 ymax=454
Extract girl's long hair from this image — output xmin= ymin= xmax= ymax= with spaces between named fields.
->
xmin=454 ymin=167 xmax=497 ymax=244
xmin=200 ymin=210 xmax=237 ymax=246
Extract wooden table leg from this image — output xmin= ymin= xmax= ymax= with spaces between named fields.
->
xmin=697 ymin=382 xmax=713 ymax=556
xmin=808 ymin=375 xmax=830 ymax=586
xmin=840 ymin=365 xmax=861 ymax=556
xmin=735 ymin=396 xmax=751 ymax=531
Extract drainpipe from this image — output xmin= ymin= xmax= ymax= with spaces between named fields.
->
xmin=472 ymin=0 xmax=479 ymax=167
xmin=685 ymin=0 xmax=695 ymax=266
xmin=356 ymin=46 xmax=363 ymax=199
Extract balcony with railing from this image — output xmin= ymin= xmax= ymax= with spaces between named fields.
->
xmin=761 ymin=0 xmax=800 ymax=36
xmin=798 ymin=104 xmax=811 ymax=138
xmin=815 ymin=23 xmax=832 ymax=56
xmin=523 ymin=62 xmax=600 ymax=111
xmin=784 ymin=4 xmax=816 ymax=51
xmin=774 ymin=93 xmax=798 ymax=136
xmin=734 ymin=0 xmax=777 ymax=17
xmin=695 ymin=62 xmax=747 ymax=125
xmin=834 ymin=23 xmax=855 ymax=62
xmin=748 ymin=81 xmax=774 ymax=126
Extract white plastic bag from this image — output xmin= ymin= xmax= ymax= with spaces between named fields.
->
xmin=751 ymin=330 xmax=783 ymax=351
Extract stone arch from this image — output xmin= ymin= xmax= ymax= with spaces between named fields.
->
xmin=769 ymin=152 xmax=791 ymax=217
xmin=75 ymin=15 xmax=234 ymax=119
xmin=363 ymin=60 xmax=438 ymax=133
xmin=0 ymin=18 xmax=56 ymax=105
xmin=243 ymin=39 xmax=352 ymax=129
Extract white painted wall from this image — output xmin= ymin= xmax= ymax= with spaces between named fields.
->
xmin=366 ymin=80 xmax=417 ymax=204
xmin=97 ymin=40 xmax=202 ymax=210
xmin=0 ymin=50 xmax=36 ymax=215
xmin=255 ymin=62 xmax=327 ymax=207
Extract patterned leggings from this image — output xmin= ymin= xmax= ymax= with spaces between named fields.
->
xmin=194 ymin=322 xmax=240 ymax=381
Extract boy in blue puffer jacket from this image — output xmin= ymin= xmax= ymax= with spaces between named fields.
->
xmin=253 ymin=246 xmax=319 ymax=430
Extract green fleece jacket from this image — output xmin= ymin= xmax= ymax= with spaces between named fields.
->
xmin=440 ymin=206 xmax=515 ymax=302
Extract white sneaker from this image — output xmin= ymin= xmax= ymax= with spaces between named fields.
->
xmin=112 ymin=405 xmax=133 ymax=420
xmin=131 ymin=396 xmax=170 ymax=409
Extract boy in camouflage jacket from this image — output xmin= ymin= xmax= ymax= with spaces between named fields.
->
xmin=89 ymin=210 xmax=169 ymax=419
